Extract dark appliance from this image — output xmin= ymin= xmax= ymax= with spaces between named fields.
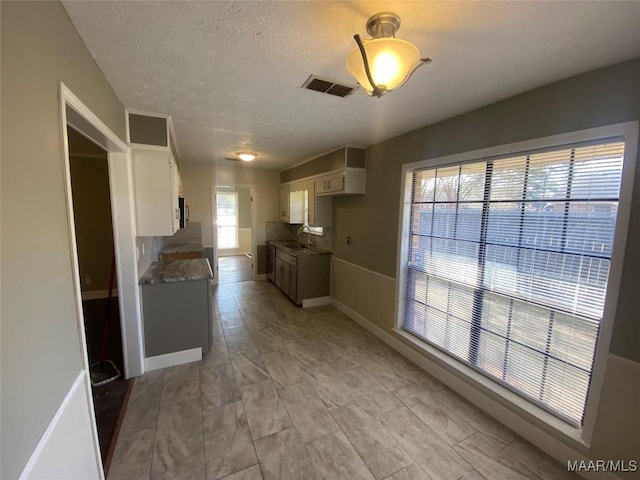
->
xmin=266 ymin=243 xmax=275 ymax=283
xmin=178 ymin=197 xmax=188 ymax=228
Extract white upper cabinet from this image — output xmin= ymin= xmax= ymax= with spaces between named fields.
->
xmin=132 ymin=147 xmax=180 ymax=236
xmin=128 ymin=111 xmax=181 ymax=236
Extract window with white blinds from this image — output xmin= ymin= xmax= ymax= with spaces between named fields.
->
xmin=403 ymin=140 xmax=625 ymax=426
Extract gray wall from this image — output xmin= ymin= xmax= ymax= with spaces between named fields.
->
xmin=333 ymin=58 xmax=640 ymax=364
xmin=0 ymin=2 xmax=126 ymax=478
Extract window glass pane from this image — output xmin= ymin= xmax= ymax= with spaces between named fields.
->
xmin=445 ymin=315 xmax=472 ymax=361
xmin=509 ymin=302 xmax=549 ymax=351
xmin=414 ymin=170 xmax=436 ymax=202
xmin=426 ymin=277 xmax=449 ymax=312
xmin=542 ymin=359 xmax=590 ymax=424
xmin=448 ymin=283 xmax=474 ymax=320
xmin=459 ymin=163 xmax=486 ymax=201
xmin=486 ymin=202 xmax=522 ymax=247
xmin=549 ymin=313 xmax=598 ymax=371
xmin=505 ymin=342 xmax=545 ymax=399
xmin=217 ymin=192 xmax=238 ymax=249
xmin=480 ymin=293 xmax=510 ymax=337
xmin=434 ymin=166 xmax=460 ymax=202
xmin=477 ymin=331 xmax=506 ymax=379
xmin=521 ymin=203 xmax=565 ymax=250
xmin=426 ymin=238 xmax=479 ymax=286
xmin=411 ymin=204 xmax=433 ymax=237
xmin=570 ymin=144 xmax=623 ymax=199
xmin=456 ymin=202 xmax=483 ymax=242
xmin=432 ymin=203 xmax=457 ymax=239
xmin=424 ymin=306 xmax=448 ymax=347
xmin=565 ymin=202 xmax=617 ymax=256
xmin=490 ymin=156 xmax=527 ymax=200
xmin=527 ymin=151 xmax=570 ymax=200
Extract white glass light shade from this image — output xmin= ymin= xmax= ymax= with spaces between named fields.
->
xmin=346 ymin=37 xmax=423 ymax=95
xmin=237 ymin=152 xmax=256 ymax=161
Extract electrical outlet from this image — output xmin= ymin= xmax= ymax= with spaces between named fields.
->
xmin=84 ymin=276 xmax=92 ymax=285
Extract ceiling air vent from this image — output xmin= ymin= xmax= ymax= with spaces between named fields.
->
xmin=302 ymin=75 xmax=356 ymax=98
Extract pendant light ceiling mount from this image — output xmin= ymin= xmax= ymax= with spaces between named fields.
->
xmin=347 ymin=11 xmax=432 ymax=98
xmin=365 ymin=11 xmax=401 ymax=38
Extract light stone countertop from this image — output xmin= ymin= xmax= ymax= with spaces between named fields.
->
xmin=139 ymin=258 xmax=212 ymax=285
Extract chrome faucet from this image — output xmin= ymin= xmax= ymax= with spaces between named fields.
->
xmin=298 ymin=225 xmax=313 ymax=245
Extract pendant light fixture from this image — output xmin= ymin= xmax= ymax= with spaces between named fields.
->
xmin=346 ymin=12 xmax=431 ymax=98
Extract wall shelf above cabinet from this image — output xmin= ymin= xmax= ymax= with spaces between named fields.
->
xmin=279 ymin=146 xmax=366 ymax=227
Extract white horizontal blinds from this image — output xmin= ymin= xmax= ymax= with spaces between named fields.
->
xmin=404 ymin=140 xmax=624 ymax=426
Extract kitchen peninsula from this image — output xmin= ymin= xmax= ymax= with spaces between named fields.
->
xmin=139 ymin=223 xmax=213 ymax=370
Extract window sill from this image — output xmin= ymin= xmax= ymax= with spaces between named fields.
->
xmin=392 ymin=327 xmax=591 ymax=450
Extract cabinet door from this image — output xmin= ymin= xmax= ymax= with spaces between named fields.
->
xmin=133 ymin=148 xmax=177 ymax=236
xmin=279 ymin=184 xmax=290 ymax=222
xmin=315 ymin=173 xmax=344 ymax=195
xmin=289 ymin=189 xmax=305 ymax=224
xmin=170 ymin=157 xmax=180 ymax=232
xmin=274 ymin=258 xmax=283 ymax=289
xmin=281 ymin=260 xmax=290 ymax=295
xmin=307 ymin=181 xmax=315 ymax=226
xmin=289 ymin=265 xmax=298 ymax=303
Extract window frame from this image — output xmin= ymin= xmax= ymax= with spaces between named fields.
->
xmin=395 ymin=121 xmax=638 ymax=445
xmin=216 ymin=191 xmax=239 ymax=250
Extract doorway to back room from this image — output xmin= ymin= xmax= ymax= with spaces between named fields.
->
xmin=214 ymin=185 xmax=254 ymax=283
xmin=67 ymin=126 xmax=130 ymax=473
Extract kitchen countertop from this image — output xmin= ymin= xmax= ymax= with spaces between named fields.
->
xmin=140 ymin=258 xmax=213 ymax=285
xmin=160 ymin=222 xmax=203 ymax=255
xmin=160 ymin=242 xmax=203 ymax=255
xmin=267 ymin=240 xmax=332 ymax=257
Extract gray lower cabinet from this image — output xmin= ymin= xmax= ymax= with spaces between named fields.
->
xmin=274 ymin=248 xmax=329 ymax=305
xmin=141 ymin=278 xmax=211 ymax=357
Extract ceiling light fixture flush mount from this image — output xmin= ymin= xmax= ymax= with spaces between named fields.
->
xmin=237 ymin=152 xmax=256 ymax=162
xmin=346 ymin=12 xmax=432 ymax=98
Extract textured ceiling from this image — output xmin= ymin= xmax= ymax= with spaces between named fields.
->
xmin=62 ymin=1 xmax=640 ymax=170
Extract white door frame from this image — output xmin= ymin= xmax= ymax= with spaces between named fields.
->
xmin=59 ymin=83 xmax=145 ymax=472
xmin=211 ymin=183 xmax=258 ymax=283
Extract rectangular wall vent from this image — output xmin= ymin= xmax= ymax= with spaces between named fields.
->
xmin=302 ymin=75 xmax=356 ymax=98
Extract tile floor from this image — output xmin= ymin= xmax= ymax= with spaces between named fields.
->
xmin=218 ymin=255 xmax=253 ymax=284
xmin=109 ymin=280 xmax=578 ymax=480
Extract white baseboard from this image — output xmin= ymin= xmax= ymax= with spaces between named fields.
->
xmin=302 ymin=296 xmax=331 ymax=308
xmin=20 ymin=371 xmax=103 ymax=480
xmin=330 ymin=297 xmax=613 ymax=480
xmin=145 ymin=347 xmax=202 ymax=372
xmin=81 ymin=289 xmax=118 ymax=301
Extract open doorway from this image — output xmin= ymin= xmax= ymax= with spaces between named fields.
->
xmin=213 ymin=185 xmax=256 ymax=284
xmin=67 ymin=126 xmax=130 ymax=470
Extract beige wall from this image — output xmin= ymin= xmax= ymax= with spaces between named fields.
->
xmin=0 ymin=2 xmax=126 ymax=478
xmin=331 ymin=58 xmax=640 ymax=473
xmin=181 ymin=163 xmax=280 ymax=249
